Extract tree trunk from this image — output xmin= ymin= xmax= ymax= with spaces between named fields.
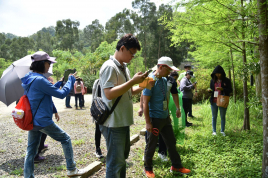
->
xmin=258 ymin=0 xmax=268 ymax=177
xmin=230 ymin=48 xmax=236 ymax=103
xmin=158 ymin=32 xmax=161 ymax=59
xmin=144 ymin=31 xmax=147 ymax=69
xmin=255 ymin=73 xmax=262 ymax=97
xmin=241 ymin=0 xmax=250 ymax=130
xmin=254 ymin=37 xmax=262 ymax=97
xmin=228 ymin=69 xmax=232 ymax=81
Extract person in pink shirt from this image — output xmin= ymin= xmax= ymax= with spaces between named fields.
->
xmin=74 ymin=78 xmax=85 ymax=109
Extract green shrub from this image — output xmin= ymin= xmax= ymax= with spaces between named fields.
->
xmin=81 ymin=75 xmax=98 ymax=93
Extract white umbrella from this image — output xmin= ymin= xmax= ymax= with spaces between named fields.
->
xmin=0 ymin=55 xmax=53 ymax=106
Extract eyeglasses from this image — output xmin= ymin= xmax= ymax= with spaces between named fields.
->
xmin=126 ymin=47 xmax=136 ymax=57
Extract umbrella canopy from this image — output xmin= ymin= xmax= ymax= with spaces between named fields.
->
xmin=0 ymin=55 xmax=53 ymax=106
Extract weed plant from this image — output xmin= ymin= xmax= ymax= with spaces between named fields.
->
xmin=174 ymin=99 xmax=263 ymax=177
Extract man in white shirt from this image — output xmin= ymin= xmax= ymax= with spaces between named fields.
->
xmin=99 ymin=34 xmax=148 ymax=178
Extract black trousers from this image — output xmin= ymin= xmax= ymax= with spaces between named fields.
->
xmin=144 ymin=117 xmax=183 ymax=171
xmin=75 ymin=93 xmax=82 ymax=107
xmin=182 ymin=98 xmax=192 ymax=123
xmin=145 ymin=132 xmax=167 ymax=156
xmin=95 ymin=123 xmax=101 ymax=149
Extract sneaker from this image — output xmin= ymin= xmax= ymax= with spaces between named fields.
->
xmin=144 ymin=169 xmax=155 ymax=178
xmin=66 ymin=106 xmax=72 ymax=108
xmin=212 ymin=132 xmax=217 ymax=136
xmin=188 ymin=115 xmax=195 ymax=118
xmin=170 ymin=166 xmax=191 ymax=175
xmin=95 ymin=148 xmax=103 ymax=158
xmin=40 ymin=144 xmax=48 ymax=153
xmin=158 ymin=153 xmax=168 ymax=162
xmin=34 ymin=155 xmax=46 ymax=163
xmin=221 ymin=132 xmax=226 ymax=136
xmin=67 ymin=168 xmax=86 ymax=177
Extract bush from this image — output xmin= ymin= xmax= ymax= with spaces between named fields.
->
xmin=81 ymin=75 xmax=98 ymax=93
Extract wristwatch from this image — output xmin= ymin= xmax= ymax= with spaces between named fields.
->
xmin=176 ymin=108 xmax=180 ymax=111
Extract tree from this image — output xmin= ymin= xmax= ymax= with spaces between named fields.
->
xmin=105 ymin=9 xmax=135 ymax=43
xmin=83 ymin=19 xmax=104 ymax=51
xmin=55 ymin=19 xmax=80 ymax=50
xmin=163 ymin=0 xmax=259 ymax=130
xmin=258 ymin=0 xmax=268 ymax=177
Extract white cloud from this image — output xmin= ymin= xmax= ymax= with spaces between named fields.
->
xmin=0 ymin=0 xmax=172 ymax=37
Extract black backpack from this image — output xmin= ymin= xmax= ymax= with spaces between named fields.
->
xmin=90 ymin=79 xmax=122 ymax=125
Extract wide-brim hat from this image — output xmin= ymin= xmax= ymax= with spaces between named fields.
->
xmin=157 ymin=56 xmax=179 ymax=71
xmin=31 ymin=51 xmax=57 ymax=63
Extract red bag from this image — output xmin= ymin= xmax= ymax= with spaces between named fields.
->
xmin=13 ymin=95 xmax=33 ymax=131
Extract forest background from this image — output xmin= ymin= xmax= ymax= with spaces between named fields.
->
xmin=0 ymin=0 xmax=266 ymax=127
xmin=0 ymin=0 xmax=268 ymax=175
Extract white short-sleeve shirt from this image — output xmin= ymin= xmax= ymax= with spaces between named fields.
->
xmin=99 ymin=56 xmax=133 ymax=127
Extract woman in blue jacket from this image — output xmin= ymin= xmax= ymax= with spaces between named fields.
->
xmin=21 ymin=51 xmax=86 ymax=178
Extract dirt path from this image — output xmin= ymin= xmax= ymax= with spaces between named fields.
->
xmin=0 ymin=94 xmax=92 ymax=117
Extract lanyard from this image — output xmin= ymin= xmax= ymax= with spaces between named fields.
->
xmin=156 ymin=78 xmax=166 ymax=101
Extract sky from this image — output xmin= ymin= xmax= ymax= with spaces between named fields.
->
xmin=0 ymin=0 xmax=172 ymax=37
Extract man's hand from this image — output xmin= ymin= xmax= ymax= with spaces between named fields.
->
xmin=138 ymin=108 xmax=143 ymax=117
xmin=192 ymin=82 xmax=196 ymax=86
xmin=146 ymin=123 xmax=153 ymax=133
xmin=55 ymin=113 xmax=60 ymax=122
xmin=132 ymin=72 xmax=148 ymax=84
xmin=176 ymin=109 xmax=181 ymax=118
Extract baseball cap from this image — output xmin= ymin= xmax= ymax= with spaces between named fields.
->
xmin=31 ymin=51 xmax=57 ymax=63
xmin=157 ymin=56 xmax=179 ymax=71
xmin=186 ymin=70 xmax=195 ymax=78
xmin=184 ymin=64 xmax=191 ymax=68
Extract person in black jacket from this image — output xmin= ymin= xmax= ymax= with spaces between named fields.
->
xmin=208 ymin=65 xmax=232 ymax=136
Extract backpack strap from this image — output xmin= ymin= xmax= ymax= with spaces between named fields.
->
xmin=26 ymin=76 xmax=46 ymax=119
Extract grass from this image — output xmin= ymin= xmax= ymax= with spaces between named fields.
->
xmin=128 ymin=99 xmax=263 ymax=177
xmin=72 ymin=139 xmax=85 ymax=146
xmin=10 ymin=168 xmax=23 ymax=176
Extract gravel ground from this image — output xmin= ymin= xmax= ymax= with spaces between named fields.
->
xmin=0 ymin=94 xmax=146 ymax=178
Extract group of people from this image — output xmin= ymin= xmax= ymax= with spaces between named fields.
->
xmin=20 ymin=33 xmax=232 ymax=178
xmin=64 ymin=77 xmax=87 ymax=110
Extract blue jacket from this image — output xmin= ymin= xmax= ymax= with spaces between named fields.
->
xmin=21 ymin=72 xmax=76 ymax=128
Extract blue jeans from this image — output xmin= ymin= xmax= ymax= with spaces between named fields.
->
xmin=65 ymin=95 xmax=71 ymax=107
xmin=24 ymin=123 xmax=76 ymax=178
xmin=211 ymin=102 xmax=227 ymax=132
xmin=99 ymin=125 xmax=130 ymax=178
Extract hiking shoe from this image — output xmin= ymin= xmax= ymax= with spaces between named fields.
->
xmin=170 ymin=166 xmax=191 ymax=175
xmin=144 ymin=169 xmax=155 ymax=178
xmin=67 ymin=168 xmax=86 ymax=177
xmin=188 ymin=115 xmax=195 ymax=118
xmin=41 ymin=144 xmax=48 ymax=153
xmin=158 ymin=153 xmax=168 ymax=162
xmin=34 ymin=155 xmax=46 ymax=163
xmin=221 ymin=132 xmax=226 ymax=136
xmin=95 ymin=148 xmax=103 ymax=158
xmin=66 ymin=106 xmax=72 ymax=108
xmin=212 ymin=132 xmax=217 ymax=136
xmin=186 ymin=122 xmax=193 ymax=127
